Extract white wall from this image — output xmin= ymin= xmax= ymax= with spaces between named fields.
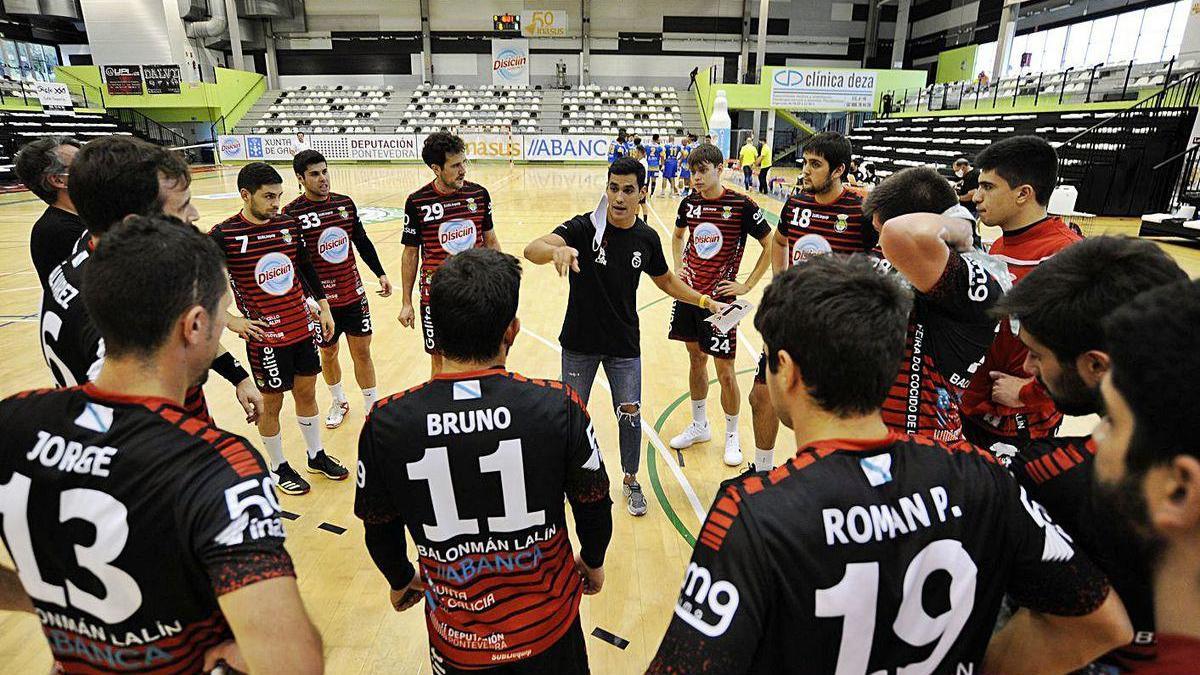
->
xmin=79 ymin=0 xmax=187 ymax=66
xmin=278 ymin=73 xmax=420 ymax=88
xmin=58 ymin=44 xmax=91 ymax=65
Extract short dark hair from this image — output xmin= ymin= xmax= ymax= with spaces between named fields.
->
xmin=292 ymin=149 xmax=327 ymax=176
xmin=237 ymin=162 xmax=283 ymax=194
xmin=688 ymin=143 xmax=724 ymax=171
xmin=754 ymin=255 xmax=912 ymax=416
xmin=422 ymin=131 xmax=466 ymax=168
xmin=802 ymin=132 xmax=853 ymax=179
xmin=608 ymin=156 xmax=646 ymax=188
xmin=975 ymin=135 xmax=1058 ymax=205
xmin=83 ymin=215 xmax=227 ymax=359
xmin=954 ymin=157 xmax=971 ymax=167
xmin=996 ymin=236 xmax=1186 ymax=363
xmin=15 ymin=136 xmax=81 ymax=204
xmin=652 ymin=134 xmax=660 ymax=142
xmin=69 ymin=136 xmax=191 ymax=236
xmin=863 ymin=166 xmax=957 ymax=222
xmin=429 ymin=249 xmax=522 ymax=362
xmin=1104 ymin=278 xmax=1200 ymax=473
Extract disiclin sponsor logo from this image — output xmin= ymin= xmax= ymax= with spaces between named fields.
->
xmin=439 ymin=220 xmax=477 ymax=254
xmin=792 ymin=234 xmax=833 ymax=263
xmin=692 ymin=223 xmax=724 ymax=259
xmin=317 ymin=227 xmax=350 ymax=264
xmin=255 ymin=252 xmax=295 ymax=296
xmin=493 ymin=48 xmax=527 ymax=80
xmin=220 ymin=137 xmax=242 ymax=155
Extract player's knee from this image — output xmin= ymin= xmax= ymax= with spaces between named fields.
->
xmin=749 ymin=384 xmax=770 ymax=411
xmin=687 ymin=349 xmax=708 ymax=369
xmin=716 ymin=367 xmax=737 ymax=391
xmin=349 ymin=338 xmax=372 ymax=362
xmin=616 ymin=402 xmax=640 ymax=426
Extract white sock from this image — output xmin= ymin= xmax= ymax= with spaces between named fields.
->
xmin=691 ymin=399 xmax=707 ymax=425
xmin=297 ymin=415 xmax=323 ymax=459
xmin=362 ymin=387 xmax=378 ymax=411
xmin=725 ymin=414 xmax=739 ymax=437
xmin=262 ymin=433 xmax=285 ymax=471
xmin=329 ymin=381 xmax=346 ymax=402
xmin=755 ymin=447 xmax=775 ymax=470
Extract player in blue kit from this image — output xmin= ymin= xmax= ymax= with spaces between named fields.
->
xmin=663 ymin=136 xmax=681 ymax=197
xmin=646 ymin=134 xmax=664 ymax=197
xmin=678 ymin=134 xmax=696 ymax=197
xmin=608 ymin=130 xmax=630 ymax=164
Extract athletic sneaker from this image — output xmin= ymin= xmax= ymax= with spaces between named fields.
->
xmin=670 ymin=421 xmax=711 ymax=449
xmin=723 ymin=432 xmax=743 ymax=467
xmin=325 ymin=399 xmax=350 ymax=429
xmin=272 ymin=462 xmax=311 ymax=495
xmin=307 ymin=450 xmax=350 ymax=480
xmin=623 ymin=481 xmax=648 ymax=516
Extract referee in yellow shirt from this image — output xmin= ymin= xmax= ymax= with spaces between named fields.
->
xmin=757 ymin=137 xmax=773 ymax=194
xmin=739 ymin=137 xmax=758 ymax=189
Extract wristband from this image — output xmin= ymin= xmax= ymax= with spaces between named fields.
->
xmin=699 ymin=295 xmax=712 ymax=310
xmin=211 ymin=351 xmax=250 ymax=386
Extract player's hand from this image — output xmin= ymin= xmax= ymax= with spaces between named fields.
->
xmin=714 ymin=280 xmax=751 ymax=297
xmin=234 ymin=377 xmax=263 ymax=424
xmin=397 ymin=302 xmax=415 ymax=329
xmin=319 ymin=307 xmax=335 ymax=339
xmin=574 ymin=556 xmax=604 ymax=595
xmin=203 ymin=640 xmax=247 ymax=674
xmin=390 ymin=575 xmax=426 ymax=612
xmin=707 ymin=299 xmax=730 ymax=315
xmin=552 ymin=246 xmax=580 ymax=277
xmin=227 ymin=316 xmax=268 ymax=342
xmin=990 ymin=371 xmax=1031 ymax=408
xmin=377 ymin=275 xmax=393 ymax=298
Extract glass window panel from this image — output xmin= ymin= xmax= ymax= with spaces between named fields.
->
xmin=1043 ymin=26 xmax=1068 ymax=72
xmin=1167 ymin=0 xmax=1189 ymax=62
xmin=1009 ymin=33 xmax=1029 ymax=75
xmin=1086 ymin=16 xmax=1118 ymax=67
xmin=1026 ymin=30 xmax=1048 ymax=72
xmin=1063 ymin=22 xmax=1091 ymax=70
xmin=1110 ymin=10 xmax=1143 ymax=64
xmin=975 ymin=41 xmax=998 ymax=78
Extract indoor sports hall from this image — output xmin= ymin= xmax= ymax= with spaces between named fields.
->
xmin=2 ymin=1 xmax=1200 ymax=673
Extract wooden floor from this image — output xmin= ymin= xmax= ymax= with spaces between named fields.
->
xmin=1 ymin=163 xmax=1199 ymax=674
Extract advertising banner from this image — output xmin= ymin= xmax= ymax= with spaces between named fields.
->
xmin=523 ymin=134 xmax=609 ymax=161
xmin=313 ymin=134 xmax=420 ymax=160
xmin=522 ymin=10 xmax=568 ymax=37
xmin=769 ymin=67 xmax=877 ymax=111
xmin=103 ymin=65 xmax=143 ymax=95
xmin=491 ymin=39 xmax=530 ymax=86
xmin=33 ymin=82 xmax=73 ymax=114
xmin=143 ymin=64 xmax=182 ymax=94
xmin=459 ymin=133 xmax=524 ymax=160
xmin=218 ymin=135 xmax=246 ymax=161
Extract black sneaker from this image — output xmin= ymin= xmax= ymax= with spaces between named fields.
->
xmin=307 ymin=450 xmax=349 ymax=480
xmin=271 ymin=462 xmax=311 ymax=495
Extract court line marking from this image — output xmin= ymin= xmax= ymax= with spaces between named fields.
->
xmin=0 ymin=286 xmax=40 ymax=293
xmin=644 ymin=198 xmax=673 ymax=241
xmin=519 ymin=325 xmax=707 ymax=529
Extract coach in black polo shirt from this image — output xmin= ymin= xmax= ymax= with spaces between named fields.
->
xmin=525 ymin=157 xmax=724 ymax=517
xmin=15 ymin=136 xmax=85 ymax=284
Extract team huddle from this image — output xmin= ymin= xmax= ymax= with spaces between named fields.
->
xmin=1 ymin=124 xmax=1198 ymax=674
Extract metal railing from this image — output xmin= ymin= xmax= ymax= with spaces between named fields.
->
xmin=107 ymin=107 xmax=190 ymax=147
xmin=1150 ymin=142 xmax=1200 ymax=213
xmin=210 ymin=73 xmax=266 ymax=139
xmin=0 ymin=77 xmax=103 ymax=110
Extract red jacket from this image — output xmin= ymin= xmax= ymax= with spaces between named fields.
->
xmin=962 ymin=216 xmax=1083 ymax=439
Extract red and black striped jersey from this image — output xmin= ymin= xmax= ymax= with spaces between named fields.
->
xmin=0 ymin=384 xmax=293 ymax=674
xmin=401 ymin=181 xmax=494 ymax=302
xmin=210 ymin=212 xmax=323 ymax=347
xmin=880 ymin=253 xmax=1003 ymax=442
xmin=282 ymin=192 xmax=386 ymax=308
xmin=675 ymin=189 xmax=771 ymax=298
xmin=355 ymin=369 xmax=611 ymax=670
xmin=777 ymin=187 xmax=873 ymax=264
xmin=961 ymin=217 xmax=1082 ymax=440
xmin=649 ymin=432 xmax=1110 ymax=674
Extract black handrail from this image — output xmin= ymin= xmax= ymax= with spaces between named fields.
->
xmin=1062 ymin=70 xmax=1200 ymax=148
xmin=1152 ymin=143 xmax=1200 ymax=171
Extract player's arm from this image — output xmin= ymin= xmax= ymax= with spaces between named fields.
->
xmin=878 ymin=212 xmax=973 ymax=292
xmin=648 ymin=486 xmax=770 ymax=675
xmin=209 ymin=348 xmax=261 ymax=424
xmin=294 ymin=235 xmax=333 ymax=336
xmin=0 ymin=564 xmax=34 ymax=613
xmin=717 ymin=202 xmax=772 ymax=297
xmin=524 ymin=230 xmax=579 ymax=276
xmin=562 ymin=392 xmax=613 ymax=593
xmin=482 ymin=229 xmax=501 ymax=251
xmin=348 ymin=217 xmax=391 ymax=296
xmin=671 ymin=204 xmax=687 ymax=272
xmin=986 ymin=477 xmax=1133 ymax=673
xmin=480 ymin=189 xmax=501 ymax=251
xmin=397 ymin=198 xmax=423 ymax=327
xmin=209 ymin=226 xmax=268 ymax=342
xmin=215 ymin=577 xmax=324 ymax=674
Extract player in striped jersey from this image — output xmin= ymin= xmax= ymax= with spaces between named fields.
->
xmin=356 ymin=248 xmax=612 ymax=673
xmin=668 ymin=143 xmax=772 ymax=466
xmin=211 ymin=163 xmax=349 ymax=496
xmin=399 ymin=132 xmax=501 ymax=376
xmin=747 ymin=132 xmax=872 ymax=470
xmin=960 ymin=136 xmax=1082 ymax=455
xmin=39 ymin=136 xmax=261 ymax=427
xmin=649 ymin=255 xmax=1131 ymax=675
xmin=993 ymin=236 xmax=1188 ymax=670
xmin=862 ymin=167 xmax=1006 ymax=442
xmin=284 ymin=150 xmax=391 ymax=429
xmin=0 ymin=217 xmax=322 ymax=674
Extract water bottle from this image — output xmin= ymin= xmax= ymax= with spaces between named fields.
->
xmin=709 ymin=90 xmax=732 ymax=159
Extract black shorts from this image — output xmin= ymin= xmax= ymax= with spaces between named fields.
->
xmin=419 ymin=301 xmax=438 ymax=355
xmin=429 ymin=616 xmax=589 ymax=674
xmin=247 ymin=338 xmax=321 ymax=394
xmin=668 ymin=300 xmax=736 ymax=359
xmin=962 ymin=415 xmax=1034 ymax=458
xmin=316 ymin=296 xmax=372 ymax=348
xmin=754 ymin=351 xmax=767 ymax=384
